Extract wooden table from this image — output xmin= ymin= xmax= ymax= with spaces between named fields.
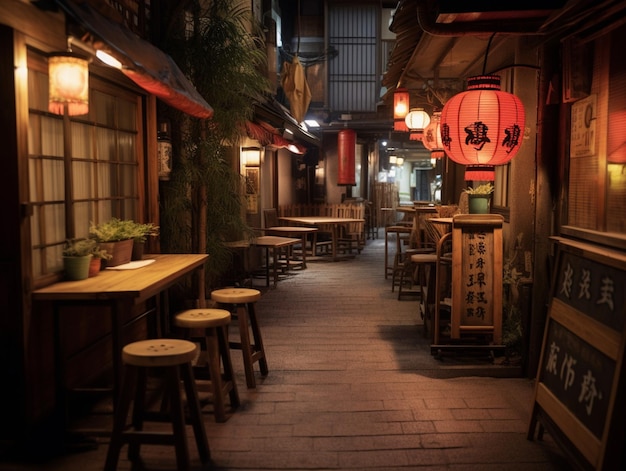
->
xmin=32 ymin=254 xmax=208 ymax=431
xmin=278 ymin=216 xmax=365 ymax=261
xmin=252 ymin=235 xmax=300 ymax=287
xmin=263 ymin=226 xmax=318 ymax=266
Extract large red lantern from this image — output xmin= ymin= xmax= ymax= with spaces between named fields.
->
xmin=422 ymin=111 xmax=445 ymax=159
xmin=393 ymin=87 xmax=409 ymax=132
xmin=337 ymin=129 xmax=356 ymax=186
xmin=440 ymin=75 xmax=525 ymax=166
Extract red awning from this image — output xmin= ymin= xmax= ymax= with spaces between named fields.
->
xmin=245 ymin=121 xmax=306 ymax=154
xmin=57 ymin=0 xmax=213 ymax=119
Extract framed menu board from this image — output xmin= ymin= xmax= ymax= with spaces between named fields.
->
xmin=450 ymin=214 xmax=504 ymax=344
xmin=528 ymin=237 xmax=626 ymax=470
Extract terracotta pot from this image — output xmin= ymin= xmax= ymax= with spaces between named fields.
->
xmin=88 ymin=257 xmax=102 ymax=277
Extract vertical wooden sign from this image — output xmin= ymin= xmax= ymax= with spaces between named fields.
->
xmin=451 ymin=214 xmax=504 ymax=344
xmin=528 ymin=237 xmax=626 ymax=470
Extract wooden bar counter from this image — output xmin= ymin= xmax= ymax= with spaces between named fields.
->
xmin=32 ymin=254 xmax=208 ymax=432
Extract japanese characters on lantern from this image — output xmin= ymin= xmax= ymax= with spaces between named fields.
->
xmin=440 ymin=75 xmax=525 ymax=167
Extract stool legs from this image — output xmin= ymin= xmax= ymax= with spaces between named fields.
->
xmin=104 ymin=362 xmax=210 ymax=471
xmin=231 ymin=302 xmax=268 ymax=389
xmin=180 ymin=362 xmax=211 ymax=464
xmin=202 ymin=325 xmax=239 ymax=422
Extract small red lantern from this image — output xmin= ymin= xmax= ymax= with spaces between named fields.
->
xmin=422 ymin=111 xmax=445 ymax=159
xmin=440 ymin=75 xmax=525 ymax=166
xmin=393 ymin=87 xmax=410 ymax=132
xmin=464 ymin=165 xmax=495 ymax=182
xmin=337 ymin=129 xmax=356 ymax=186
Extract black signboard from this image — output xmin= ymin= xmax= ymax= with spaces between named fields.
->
xmin=528 ymin=237 xmax=626 ymax=470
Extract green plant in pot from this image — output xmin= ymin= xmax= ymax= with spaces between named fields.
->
xmin=62 ymin=238 xmax=96 ymax=280
xmin=89 ymin=218 xmax=136 ymax=267
xmin=88 ymin=244 xmax=112 ymax=277
xmin=127 ymin=222 xmax=159 ymax=260
xmin=465 ymin=183 xmax=494 ymax=214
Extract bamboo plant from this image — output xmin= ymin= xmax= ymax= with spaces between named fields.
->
xmin=157 ymin=0 xmax=271 ymax=288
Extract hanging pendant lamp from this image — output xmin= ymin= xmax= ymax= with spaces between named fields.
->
xmin=422 ymin=111 xmax=445 ymax=159
xmin=405 ymin=108 xmax=430 ymax=141
xmin=393 ymin=88 xmax=409 ymax=132
xmin=440 ymin=75 xmax=524 ymax=166
xmin=48 ymin=52 xmax=89 ymax=116
xmin=337 ymin=129 xmax=356 ymax=186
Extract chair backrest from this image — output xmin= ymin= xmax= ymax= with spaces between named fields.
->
xmin=263 ymin=208 xmax=279 ymax=228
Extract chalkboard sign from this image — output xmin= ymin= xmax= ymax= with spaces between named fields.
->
xmin=528 ymin=237 xmax=626 ymax=470
xmin=451 ymin=214 xmax=504 ymax=343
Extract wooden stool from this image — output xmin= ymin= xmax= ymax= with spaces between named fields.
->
xmin=384 ymin=225 xmax=411 ymax=279
xmin=410 ymin=252 xmax=439 ymax=337
xmin=211 ymin=288 xmax=268 ymax=388
xmin=174 ymin=308 xmax=240 ymax=422
xmin=104 ymin=339 xmax=210 ymax=471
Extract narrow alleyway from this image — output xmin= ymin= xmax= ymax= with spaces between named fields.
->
xmin=2 ymin=236 xmax=569 ymax=470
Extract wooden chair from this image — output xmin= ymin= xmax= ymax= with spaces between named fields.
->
xmin=263 ymin=208 xmax=279 ymax=228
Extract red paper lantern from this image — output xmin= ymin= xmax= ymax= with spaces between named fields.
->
xmin=440 ymin=75 xmax=525 ymax=166
xmin=393 ymin=88 xmax=409 ymax=132
xmin=464 ymin=165 xmax=495 ymax=181
xmin=337 ymin=129 xmax=356 ymax=186
xmin=422 ymin=111 xmax=445 ymax=159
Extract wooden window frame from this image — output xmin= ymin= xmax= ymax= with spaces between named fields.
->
xmin=27 ymin=49 xmax=146 ymax=286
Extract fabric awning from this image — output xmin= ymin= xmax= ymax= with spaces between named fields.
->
xmin=56 ymin=0 xmax=213 ymax=119
xmin=245 ymin=121 xmax=306 ymax=155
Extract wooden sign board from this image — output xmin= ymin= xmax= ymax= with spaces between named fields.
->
xmin=528 ymin=237 xmax=626 ymax=470
xmin=451 ymin=214 xmax=504 ymax=344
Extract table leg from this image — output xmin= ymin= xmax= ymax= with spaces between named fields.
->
xmin=300 ymin=234 xmax=307 ymax=268
xmin=265 ymin=247 xmax=270 ymax=287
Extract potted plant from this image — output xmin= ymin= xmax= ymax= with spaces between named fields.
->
xmin=62 ymin=238 xmax=96 ymax=280
xmin=88 ymin=244 xmax=112 ymax=277
xmin=89 ymin=218 xmax=136 ymax=267
xmin=127 ymin=222 xmax=159 ymax=260
xmin=465 ymin=183 xmax=494 ymax=214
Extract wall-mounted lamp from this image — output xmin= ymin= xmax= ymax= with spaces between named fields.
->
xmin=48 ymin=51 xmax=89 ymax=116
xmin=96 ymin=49 xmax=122 ymax=69
xmin=242 ymin=147 xmax=261 ymax=167
xmin=396 ymin=157 xmax=404 ymax=167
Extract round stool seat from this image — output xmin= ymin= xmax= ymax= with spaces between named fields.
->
xmin=211 ymin=288 xmax=261 ymax=304
xmin=411 ymin=253 xmax=438 ymax=264
xmin=122 ymin=339 xmax=197 ymax=368
xmin=174 ymin=308 xmax=231 ymax=329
